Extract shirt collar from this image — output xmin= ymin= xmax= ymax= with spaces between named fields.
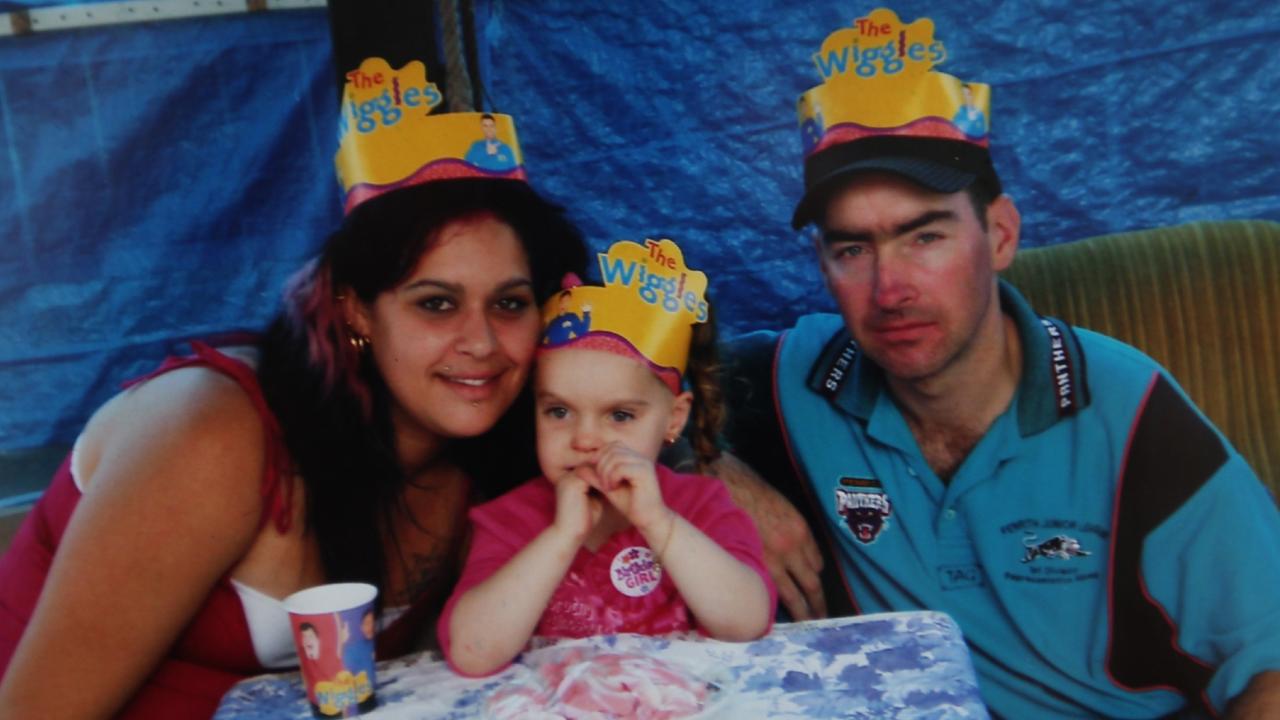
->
xmin=1003 ymin=280 xmax=1091 ymax=436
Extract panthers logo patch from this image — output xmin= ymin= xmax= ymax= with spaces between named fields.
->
xmin=835 ymin=481 xmax=892 ymax=544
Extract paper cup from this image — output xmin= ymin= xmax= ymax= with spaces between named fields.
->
xmin=284 ymin=583 xmax=379 ymax=718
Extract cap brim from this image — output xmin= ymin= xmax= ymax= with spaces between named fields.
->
xmin=791 ymin=156 xmax=976 ymax=230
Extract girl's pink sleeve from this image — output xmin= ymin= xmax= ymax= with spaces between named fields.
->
xmin=436 ymin=480 xmax=555 ymax=674
xmin=664 ymin=469 xmax=779 ymax=634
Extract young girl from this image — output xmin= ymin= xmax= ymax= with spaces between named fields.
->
xmin=439 ymin=239 xmax=776 ymax=677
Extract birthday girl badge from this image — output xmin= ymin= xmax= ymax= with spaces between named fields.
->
xmin=610 ymin=546 xmax=663 ymax=597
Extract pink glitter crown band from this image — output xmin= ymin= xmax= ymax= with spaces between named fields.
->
xmin=537 ymin=333 xmax=683 ymax=396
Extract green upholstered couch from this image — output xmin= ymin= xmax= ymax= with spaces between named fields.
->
xmin=1001 ymin=219 xmax=1280 ymax=500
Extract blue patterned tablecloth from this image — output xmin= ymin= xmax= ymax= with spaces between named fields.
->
xmin=215 ymin=611 xmax=988 ymax=719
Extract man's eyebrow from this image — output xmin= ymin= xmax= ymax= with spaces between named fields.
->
xmin=895 ymin=209 xmax=955 ymax=236
xmin=821 ymin=228 xmax=873 ymax=246
xmin=822 ymin=209 xmax=957 ymax=246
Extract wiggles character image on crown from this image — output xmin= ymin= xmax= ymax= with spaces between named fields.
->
xmin=541 ymin=238 xmax=709 ymax=394
xmin=792 ymin=7 xmax=1000 ymax=228
xmin=335 ymin=57 xmax=527 ymax=213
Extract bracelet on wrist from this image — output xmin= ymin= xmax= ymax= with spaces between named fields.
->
xmin=654 ymin=513 xmax=677 ymax=559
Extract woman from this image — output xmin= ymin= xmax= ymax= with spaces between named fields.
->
xmin=0 ymin=177 xmax=588 ymax=718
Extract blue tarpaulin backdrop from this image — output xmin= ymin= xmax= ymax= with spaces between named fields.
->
xmin=2 ymin=1 xmax=1279 ymax=453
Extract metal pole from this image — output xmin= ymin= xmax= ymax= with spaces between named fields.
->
xmin=1 ymin=0 xmax=326 ymax=38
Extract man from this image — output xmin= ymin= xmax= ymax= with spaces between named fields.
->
xmin=296 ymin=620 xmax=346 ymax=709
xmin=951 ymin=83 xmax=987 ymax=139
xmin=464 ymin=112 xmax=518 ymax=171
xmin=299 ymin=622 xmax=323 ymax=662
xmin=723 ymin=9 xmax=1280 ymax=718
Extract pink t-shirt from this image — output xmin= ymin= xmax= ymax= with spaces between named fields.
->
xmin=438 ymin=465 xmax=776 ymax=674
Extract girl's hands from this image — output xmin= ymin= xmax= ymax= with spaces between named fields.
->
xmin=551 ymin=443 xmax=671 ymax=548
xmin=552 ymin=470 xmax=602 ymax=545
xmin=594 ymin=443 xmax=671 ymax=534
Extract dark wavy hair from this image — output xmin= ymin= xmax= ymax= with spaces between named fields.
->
xmin=684 ymin=298 xmax=724 ymax=473
xmin=257 ymin=178 xmax=588 ymax=605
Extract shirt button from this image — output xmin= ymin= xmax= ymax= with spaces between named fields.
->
xmin=907 ymin=467 xmax=918 ymax=477
xmin=943 ymin=508 xmax=957 ymax=520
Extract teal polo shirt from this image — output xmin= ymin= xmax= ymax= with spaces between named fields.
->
xmin=761 ymin=282 xmax=1280 ymax=718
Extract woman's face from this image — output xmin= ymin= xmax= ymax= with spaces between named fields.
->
xmin=349 ymin=214 xmax=540 ymax=460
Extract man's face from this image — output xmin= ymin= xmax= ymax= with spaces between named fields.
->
xmin=816 ymin=173 xmax=1016 ymax=386
xmin=481 ymin=117 xmax=497 ymax=140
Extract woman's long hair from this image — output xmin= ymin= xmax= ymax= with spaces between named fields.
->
xmin=257 ymin=178 xmax=587 ymax=603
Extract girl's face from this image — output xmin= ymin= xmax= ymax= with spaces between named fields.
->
xmin=534 ymin=347 xmax=691 ymax=480
xmin=349 ymin=214 xmax=540 ymax=459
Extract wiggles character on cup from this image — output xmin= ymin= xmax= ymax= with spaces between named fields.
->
xmin=438 ymin=238 xmax=777 ymax=676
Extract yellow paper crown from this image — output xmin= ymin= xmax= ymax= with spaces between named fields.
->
xmin=797 ymin=8 xmax=991 ymax=155
xmin=335 ymin=58 xmax=527 ymax=214
xmin=540 ymin=239 xmax=709 ymax=378
xmin=790 ymin=8 xmax=1000 ymax=228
